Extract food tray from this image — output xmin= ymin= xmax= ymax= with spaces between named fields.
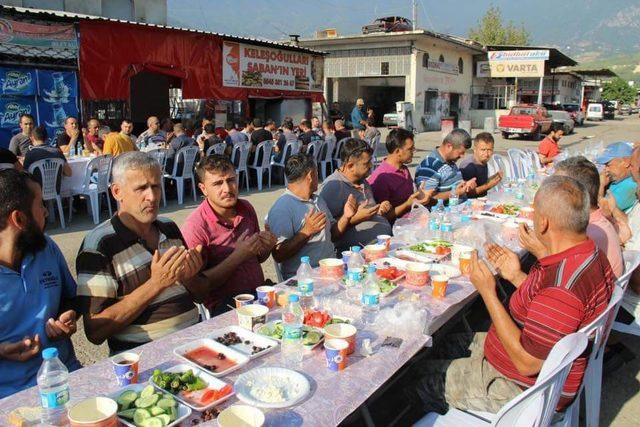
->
xmin=208 ymin=325 xmax=279 ymax=359
xmin=106 ymin=383 xmax=191 ymax=427
xmin=173 ymin=338 xmax=249 ymax=377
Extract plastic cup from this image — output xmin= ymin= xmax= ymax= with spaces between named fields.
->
xmin=110 ymin=352 xmax=139 ymax=386
xmin=363 ymin=244 xmax=387 ymax=262
xmin=68 ymin=397 xmax=118 ymax=427
xmin=341 ymin=250 xmax=352 ymax=270
xmin=319 ymin=258 xmax=344 ymax=279
xmin=376 ymin=234 xmax=392 ymax=250
xmin=459 ymin=252 xmax=472 ymax=276
xmin=256 ymin=285 xmax=276 ymax=309
xmin=324 ymin=338 xmax=349 ymax=371
xmin=234 ymin=293 xmax=255 ymax=308
xmin=236 ymin=304 xmax=269 ymax=330
xmin=324 ymin=323 xmax=357 ymax=354
xmin=520 ymin=207 xmax=534 ymax=220
xmin=405 ymin=262 xmax=431 ymax=287
xmin=432 ymin=275 xmax=449 ymax=298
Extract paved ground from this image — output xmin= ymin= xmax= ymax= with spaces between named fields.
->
xmin=48 ymin=115 xmax=640 ymax=426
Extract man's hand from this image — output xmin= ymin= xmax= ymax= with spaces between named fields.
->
xmin=177 ymin=245 xmax=204 ymax=282
xmin=45 ymin=310 xmax=77 ymax=341
xmin=469 ymin=251 xmax=497 ymax=297
xmin=464 ymin=178 xmax=478 ymax=192
xmin=0 ymin=335 xmax=41 ymax=362
xmin=409 ymin=182 xmax=436 ymax=206
xmin=150 ymin=246 xmax=189 ymax=289
xmin=378 ymin=200 xmax=392 ymax=216
xmin=454 ymin=180 xmax=469 ymax=196
xmin=488 ymin=171 xmax=503 ymax=187
xmin=518 ymin=223 xmax=548 ymax=259
xmin=257 ymin=227 xmax=277 ymax=253
xmin=234 ymin=230 xmax=263 ymax=259
xmin=342 ymin=194 xmax=358 ymax=220
xmin=485 ymin=243 xmax=523 ymax=283
xmin=300 ymin=209 xmax=327 ymax=238
xmin=600 ymin=171 xmax=610 ymax=189
xmin=351 ymin=201 xmax=379 ymax=223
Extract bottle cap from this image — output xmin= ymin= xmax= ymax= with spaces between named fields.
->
xmin=300 ymin=256 xmax=310 ymax=264
xmin=42 ymin=348 xmax=58 ymax=360
xmin=367 ymin=265 xmax=376 ymax=273
xmin=351 ymin=246 xmax=361 ymax=253
xmin=288 ymin=294 xmax=300 ymax=302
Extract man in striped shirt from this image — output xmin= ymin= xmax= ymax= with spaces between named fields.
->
xmin=408 ymin=176 xmax=614 ymax=417
xmin=414 ymin=129 xmax=477 ymax=202
xmin=76 ymin=152 xmax=209 ymax=353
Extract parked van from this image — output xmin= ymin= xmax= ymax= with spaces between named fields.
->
xmin=587 ymin=103 xmax=603 ymax=121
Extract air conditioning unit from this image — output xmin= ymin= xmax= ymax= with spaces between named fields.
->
xmin=316 ymin=29 xmax=338 ymax=38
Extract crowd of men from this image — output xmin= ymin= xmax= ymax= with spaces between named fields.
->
xmin=1 ymin=109 xmax=639 ymax=426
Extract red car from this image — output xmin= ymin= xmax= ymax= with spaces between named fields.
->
xmin=498 ymin=104 xmax=553 ymax=140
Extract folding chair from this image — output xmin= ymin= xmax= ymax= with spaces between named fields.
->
xmin=28 ymin=158 xmax=66 ymax=228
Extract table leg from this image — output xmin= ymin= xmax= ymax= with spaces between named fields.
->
xmin=360 ymin=405 xmax=376 ymax=427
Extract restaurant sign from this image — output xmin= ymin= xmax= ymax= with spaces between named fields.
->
xmin=222 ymin=41 xmax=323 ymax=92
xmin=478 ymin=60 xmax=545 ymax=78
xmin=488 ymin=50 xmax=549 ymax=61
xmin=426 ymin=60 xmax=458 ymax=75
xmin=0 ymin=18 xmax=77 ymax=50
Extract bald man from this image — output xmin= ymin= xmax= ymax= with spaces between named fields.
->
xmin=136 ymin=116 xmax=167 ymax=148
xmin=84 ymin=119 xmax=104 ymax=154
xmin=406 ymin=175 xmax=615 ymax=419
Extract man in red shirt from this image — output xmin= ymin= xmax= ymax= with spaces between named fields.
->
xmin=407 ymin=175 xmax=614 ymax=417
xmin=538 ymin=128 xmax=564 ymax=166
xmin=181 ymin=155 xmax=277 ymax=316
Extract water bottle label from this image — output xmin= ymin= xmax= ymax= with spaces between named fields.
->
xmin=429 ymin=220 xmax=440 ymax=231
xmin=449 ymin=199 xmax=459 ymax=206
xmin=283 ymin=324 xmax=302 ymax=341
xmin=298 ymin=280 xmax=314 ymax=294
xmin=40 ymin=386 xmax=69 ymax=409
xmin=347 ymin=269 xmax=362 ymax=283
xmin=441 ymin=223 xmax=453 ymax=232
xmin=362 ymin=294 xmax=379 ymax=306
xmin=515 ymin=193 xmax=525 ymax=200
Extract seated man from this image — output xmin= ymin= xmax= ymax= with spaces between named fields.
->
xmin=597 ymin=142 xmax=638 ymax=213
xmin=0 ymin=170 xmax=80 ymax=398
xmin=415 ymin=129 xmax=477 ymax=201
xmin=538 ymin=129 xmax=564 ymax=166
xmin=165 ymin=123 xmax=196 ymax=174
xmin=84 ymin=118 xmax=104 ymax=154
xmin=136 ymin=116 xmax=167 ymax=148
xmin=182 ymin=155 xmax=276 ymax=316
xmin=23 ymin=126 xmax=72 ymax=189
xmin=120 ymin=119 xmax=137 ymax=146
xmin=459 ymin=132 xmax=503 ymax=198
xmin=298 ymin=119 xmax=323 ymax=151
xmin=8 ymin=113 xmax=34 ymax=157
xmin=554 ymin=156 xmax=624 ymax=277
xmin=407 ymin=176 xmax=614 ymax=417
xmin=76 ymin=152 xmax=208 ymax=353
xmin=267 ymin=154 xmax=355 ymax=279
xmin=0 ymin=147 xmax=22 ymax=170
xmin=363 ymin=117 xmax=380 ymax=142
xmin=319 ymin=138 xmax=392 ymax=252
xmin=56 ymin=116 xmax=83 ymax=155
xmin=224 ymin=120 xmax=249 ymax=148
xmin=334 ymin=119 xmax=351 ymax=142
xmin=367 ymin=128 xmax=434 ymax=220
xmin=103 ymin=131 xmax=137 ymax=157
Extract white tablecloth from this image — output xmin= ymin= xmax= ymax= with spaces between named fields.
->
xmin=61 ymin=156 xmax=91 ymax=194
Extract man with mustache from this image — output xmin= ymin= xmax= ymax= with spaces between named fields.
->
xmin=75 ymin=152 xmax=209 ymax=353
xmin=182 ymin=155 xmax=276 ymax=316
xmin=0 ymin=170 xmax=80 ymax=398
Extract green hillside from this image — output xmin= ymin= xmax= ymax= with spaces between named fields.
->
xmin=572 ymin=52 xmax=640 ymax=85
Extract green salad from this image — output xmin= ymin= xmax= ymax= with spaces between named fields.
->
xmin=257 ymin=321 xmax=323 ymax=346
xmin=379 ymin=279 xmax=398 ymax=294
xmin=408 ymin=240 xmax=453 ymax=253
xmin=116 ymin=385 xmax=178 ymax=427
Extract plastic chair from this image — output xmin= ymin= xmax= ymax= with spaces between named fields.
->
xmin=370 ymin=134 xmax=382 ymax=166
xmin=197 ymin=303 xmax=211 ymax=321
xmin=28 ymin=158 xmax=66 ymax=229
xmin=232 ymin=143 xmax=250 ymax=191
xmin=492 ymin=154 xmax=516 ymax=181
xmin=67 ymin=155 xmax=113 ymax=225
xmin=248 ymin=140 xmax=273 ymax=191
xmin=164 ymin=146 xmax=199 ymax=204
xmin=527 ymin=150 xmax=542 ymax=171
xmin=206 ymin=143 xmax=227 ymax=156
xmin=333 ymin=137 xmax=350 ymax=169
xmin=507 ymin=148 xmax=531 ymax=179
xmin=612 ymin=250 xmax=640 ymax=336
xmin=147 ymin=148 xmax=168 ymax=207
xmin=318 ymin=138 xmax=336 ymax=180
xmin=307 ymin=140 xmax=321 ymax=163
xmin=0 ymin=162 xmax=14 ymax=170
xmin=414 ymin=332 xmax=589 ymax=427
xmin=271 ymin=141 xmax=296 ymax=183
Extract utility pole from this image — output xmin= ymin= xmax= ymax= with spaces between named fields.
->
xmin=412 ymin=0 xmax=418 ymax=30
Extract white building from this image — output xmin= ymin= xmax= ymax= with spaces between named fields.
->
xmin=299 ymin=29 xmax=483 ymax=132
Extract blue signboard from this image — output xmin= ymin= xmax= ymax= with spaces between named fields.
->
xmin=36 ymin=70 xmax=78 ymax=99
xmin=37 ymin=98 xmax=78 ymax=130
xmin=0 ymin=97 xmax=37 ymax=130
xmin=0 ymin=67 xmax=37 ymax=96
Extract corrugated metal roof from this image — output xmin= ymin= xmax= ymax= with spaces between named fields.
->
xmin=0 ymin=5 xmax=326 ymax=55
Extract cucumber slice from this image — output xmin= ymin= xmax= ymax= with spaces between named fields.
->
xmin=156 ymin=414 xmax=171 ymax=426
xmin=141 ymin=417 xmax=164 ymax=427
xmin=117 ymin=408 xmax=137 ymax=420
xmin=134 ymin=394 xmax=159 ymax=409
xmin=149 ymin=406 xmax=165 ymax=416
xmin=156 ymin=398 xmax=177 ymax=411
xmin=168 ymin=406 xmax=178 ymax=422
xmin=133 ymin=408 xmax=151 ymax=426
xmin=117 ymin=390 xmax=139 ymax=411
xmin=140 ymin=384 xmax=156 ymax=398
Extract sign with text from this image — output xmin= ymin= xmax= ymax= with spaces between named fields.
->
xmin=487 ymin=50 xmax=549 ymax=61
xmin=478 ymin=60 xmax=545 ymax=78
xmin=222 ymin=41 xmax=323 ymax=92
xmin=0 ymin=18 xmax=77 ymax=50
xmin=426 ymin=60 xmax=459 ymax=75
xmin=0 ymin=67 xmax=37 ymax=96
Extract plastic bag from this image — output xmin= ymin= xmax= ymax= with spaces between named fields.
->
xmin=392 ymin=202 xmax=431 ymax=245
xmin=371 ymin=300 xmax=430 ymax=340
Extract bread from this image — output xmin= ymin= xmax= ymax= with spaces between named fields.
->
xmin=8 ymin=406 xmax=40 ymax=427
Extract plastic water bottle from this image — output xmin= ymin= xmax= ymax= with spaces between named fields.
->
xmin=362 ymin=265 xmax=381 ymax=323
xmin=38 ymin=348 xmax=70 ymax=426
xmin=296 ymin=256 xmax=314 ymax=309
xmin=515 ymin=179 xmax=526 ymax=202
xmin=449 ymin=192 xmax=460 ymax=213
xmin=281 ymin=294 xmax=304 ymax=365
xmin=432 ymin=200 xmax=446 ymax=239
xmin=440 ymin=207 xmax=453 ymax=242
xmin=69 ymin=142 xmax=76 ymax=158
xmin=346 ymin=246 xmax=365 ymax=300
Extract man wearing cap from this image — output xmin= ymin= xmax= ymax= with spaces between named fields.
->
xmin=597 ymin=142 xmax=638 ymax=213
xmin=351 ymin=99 xmax=367 ymax=131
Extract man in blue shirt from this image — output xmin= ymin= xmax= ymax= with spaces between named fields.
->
xmin=415 ymin=129 xmax=477 ymax=202
xmin=0 ymin=170 xmax=80 ymax=398
xmin=351 ymin=98 xmax=367 ymax=130
xmin=597 ymin=142 xmax=638 ymax=213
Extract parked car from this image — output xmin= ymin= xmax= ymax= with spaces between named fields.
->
xmin=498 ymin=104 xmax=553 ymax=140
xmin=619 ymin=104 xmax=632 ymax=115
xmin=362 ymin=16 xmax=413 ymax=34
xmin=383 ymin=112 xmax=398 ymax=126
xmin=603 ymin=101 xmax=616 ymax=119
xmin=548 ymin=110 xmax=575 ymax=134
xmin=586 ymin=103 xmax=604 ymax=121
xmin=562 ymin=103 xmax=585 ymax=126
xmin=631 ymin=105 xmax=639 ymax=115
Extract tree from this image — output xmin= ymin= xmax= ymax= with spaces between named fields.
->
xmin=601 ymin=77 xmax=636 ymax=104
xmin=469 ymin=6 xmax=531 ymax=46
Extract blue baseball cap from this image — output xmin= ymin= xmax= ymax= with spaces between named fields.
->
xmin=595 ymin=142 xmax=634 ymax=165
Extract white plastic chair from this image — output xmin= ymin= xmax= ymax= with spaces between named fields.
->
xmin=164 ymin=146 xmax=198 ymax=204
xmin=67 ymin=155 xmax=113 ymax=225
xmin=0 ymin=162 xmax=14 ymax=170
xmin=232 ymin=143 xmax=250 ymax=191
xmin=527 ymin=150 xmax=543 ymax=171
xmin=206 ymin=143 xmax=227 ymax=156
xmin=507 ymin=148 xmax=531 ymax=179
xmin=318 ymin=138 xmax=336 ymax=180
xmin=271 ymin=141 xmax=297 ymax=183
xmin=492 ymin=153 xmax=516 ymax=181
xmin=307 ymin=140 xmax=321 ymax=163
xmin=197 ymin=303 xmax=211 ymax=321
xmin=28 ymin=158 xmax=66 ymax=229
xmin=333 ymin=137 xmax=350 ymax=169
xmin=370 ymin=134 xmax=382 ymax=166
xmin=248 ymin=140 xmax=273 ymax=191
xmin=147 ymin=148 xmax=168 ymax=207
xmin=612 ymin=250 xmax=640 ymax=336
xmin=415 ymin=332 xmax=589 ymax=427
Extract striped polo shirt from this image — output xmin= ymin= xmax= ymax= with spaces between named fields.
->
xmin=414 ymin=148 xmax=463 ymax=193
xmin=484 ymin=239 xmax=615 ymax=410
xmin=76 ymin=215 xmax=199 ymax=352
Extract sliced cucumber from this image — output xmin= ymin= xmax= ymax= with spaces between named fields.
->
xmin=117 ymin=408 xmax=137 ymax=420
xmin=168 ymin=406 xmax=178 ymax=422
xmin=140 ymin=384 xmax=156 ymax=398
xmin=141 ymin=417 xmax=164 ymax=427
xmin=149 ymin=406 xmax=165 ymax=416
xmin=156 ymin=414 xmax=171 ymax=426
xmin=134 ymin=394 xmax=159 ymax=409
xmin=156 ymin=398 xmax=177 ymax=411
xmin=133 ymin=408 xmax=151 ymax=426
xmin=117 ymin=390 xmax=139 ymax=411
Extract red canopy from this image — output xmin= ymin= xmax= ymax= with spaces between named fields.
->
xmin=79 ymin=21 xmax=324 ymax=103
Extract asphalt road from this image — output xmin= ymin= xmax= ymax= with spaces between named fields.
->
xmin=48 ymin=114 xmax=640 ymax=426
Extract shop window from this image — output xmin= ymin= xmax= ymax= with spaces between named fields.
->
xmin=439 ymin=54 xmax=445 ymax=63
xmin=425 ymin=90 xmax=438 ymax=114
xmin=458 ymin=58 xmax=463 ymax=74
xmin=422 ymin=53 xmax=429 ymax=68
xmin=381 ymin=62 xmax=390 ymax=75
